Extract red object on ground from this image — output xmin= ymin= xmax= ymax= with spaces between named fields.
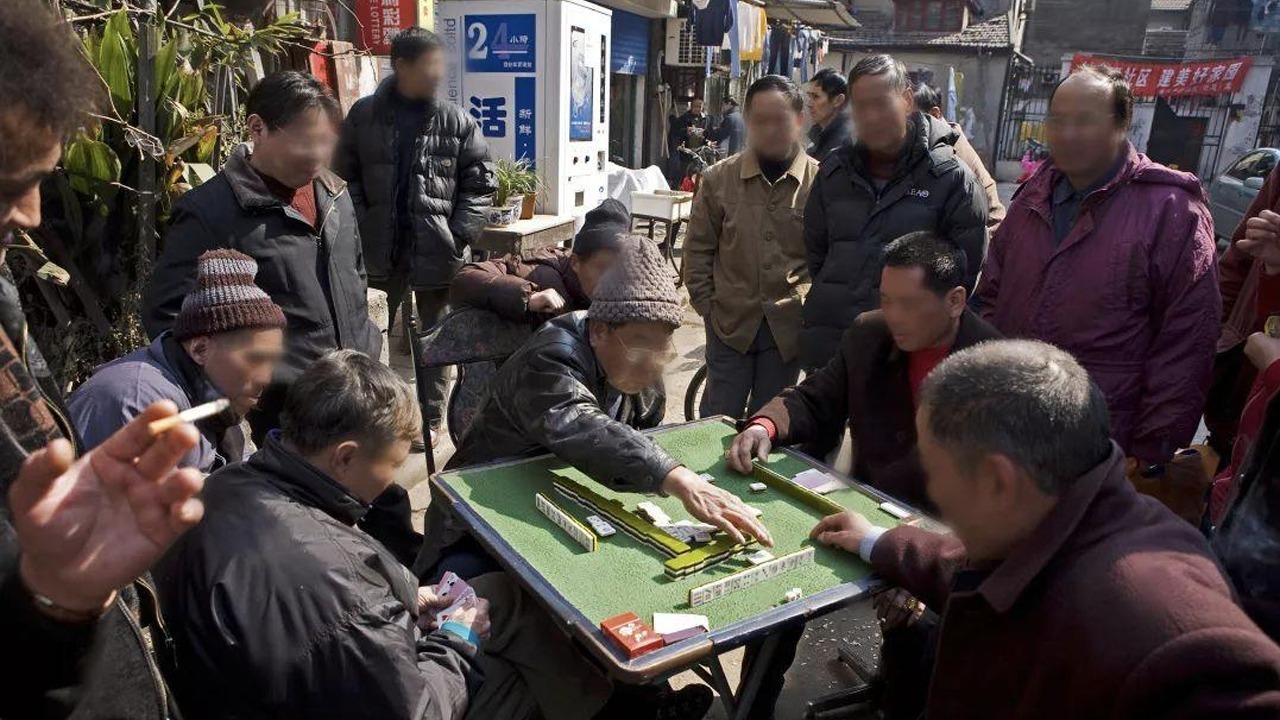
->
xmin=601 ymin=612 xmax=664 ymax=658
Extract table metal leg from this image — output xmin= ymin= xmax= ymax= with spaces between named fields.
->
xmin=734 ymin=632 xmax=782 ymax=720
xmin=692 ymin=655 xmax=739 ymax=718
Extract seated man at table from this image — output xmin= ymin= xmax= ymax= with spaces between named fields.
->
xmin=418 ymin=236 xmax=773 ymax=580
xmin=811 ymin=340 xmax=1280 ymax=719
xmin=726 ymin=231 xmax=1001 ymax=512
xmin=449 ymin=199 xmax=630 ymax=324
xmin=155 ymin=350 xmax=615 ymax=720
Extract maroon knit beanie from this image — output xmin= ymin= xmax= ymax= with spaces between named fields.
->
xmin=173 ymin=249 xmax=288 ymax=341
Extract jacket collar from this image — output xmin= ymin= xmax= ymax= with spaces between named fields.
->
xmin=1021 ymin=142 xmax=1141 ymax=215
xmin=739 ymin=146 xmax=809 ymax=182
xmin=250 ymin=432 xmax=370 ymax=526
xmin=975 ymin=443 xmax=1126 ymax=613
xmin=222 ymin=143 xmax=345 ymax=212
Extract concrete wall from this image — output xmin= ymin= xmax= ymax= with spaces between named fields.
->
xmin=826 ymin=49 xmax=1011 ymax=167
xmin=1022 ymin=0 xmax=1149 ymax=67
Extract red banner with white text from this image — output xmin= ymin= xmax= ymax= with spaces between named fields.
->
xmin=1070 ymin=54 xmax=1254 ymax=98
xmin=356 ymin=0 xmax=417 ymax=54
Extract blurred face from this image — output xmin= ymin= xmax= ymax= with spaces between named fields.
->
xmin=247 ymin=106 xmax=337 ymax=189
xmin=185 ymin=328 xmax=286 ymax=417
xmin=0 ymin=126 xmax=60 ymax=239
xmin=690 ymin=99 xmax=705 ymax=115
xmin=746 ymin=90 xmax=805 ymax=161
xmin=394 ymin=48 xmax=445 ymax=99
xmin=589 ymin=320 xmax=677 ymax=395
xmin=879 ymin=265 xmax=964 ymax=352
xmin=805 ymin=82 xmax=845 ymax=129
xmin=329 ymin=438 xmax=412 ymax=503
xmin=1045 ymin=74 xmax=1128 ymax=179
xmin=849 ymin=73 xmax=912 ymax=154
xmin=917 ymin=407 xmax=1003 ymax=559
xmin=572 ymin=249 xmax=619 ymax=299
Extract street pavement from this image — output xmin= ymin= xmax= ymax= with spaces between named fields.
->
xmin=384 ymin=182 xmax=1024 ymax=717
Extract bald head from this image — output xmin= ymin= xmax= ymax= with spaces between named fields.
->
xmin=1045 ymin=65 xmax=1133 ymax=182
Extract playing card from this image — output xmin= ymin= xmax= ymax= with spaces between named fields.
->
xmin=436 ymin=587 xmax=476 ymax=624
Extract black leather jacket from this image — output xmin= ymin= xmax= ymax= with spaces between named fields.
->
xmin=416 ymin=312 xmax=676 ymax=574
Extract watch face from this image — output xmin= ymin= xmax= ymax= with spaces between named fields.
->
xmin=1267 ymin=315 xmax=1280 ymax=339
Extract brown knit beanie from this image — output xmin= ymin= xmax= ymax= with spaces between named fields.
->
xmin=173 ymin=249 xmax=288 ymax=341
xmin=587 ymin=235 xmax=684 ymax=329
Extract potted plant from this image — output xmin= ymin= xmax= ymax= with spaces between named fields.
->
xmin=490 ymin=157 xmax=541 ymax=225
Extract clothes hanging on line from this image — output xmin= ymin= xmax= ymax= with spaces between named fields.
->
xmin=689 ymin=0 xmax=734 ymax=47
xmin=727 ymin=0 xmax=741 ymax=78
xmin=737 ymin=4 xmax=766 ymax=62
xmin=765 ymin=23 xmax=791 ymax=75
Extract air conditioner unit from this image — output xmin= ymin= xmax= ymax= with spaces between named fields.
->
xmin=665 ymin=18 xmax=705 ymax=67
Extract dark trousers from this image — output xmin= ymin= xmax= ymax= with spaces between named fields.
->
xmin=377 ymin=277 xmax=450 ymax=427
xmin=701 ymin=320 xmax=800 ymax=420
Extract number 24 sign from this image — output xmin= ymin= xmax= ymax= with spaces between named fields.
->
xmin=464 ymin=14 xmax=537 ymax=73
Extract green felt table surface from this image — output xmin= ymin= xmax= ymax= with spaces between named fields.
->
xmin=437 ymin=419 xmax=902 ymax=630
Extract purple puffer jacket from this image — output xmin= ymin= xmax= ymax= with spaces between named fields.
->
xmin=973 ymin=144 xmax=1220 ymax=464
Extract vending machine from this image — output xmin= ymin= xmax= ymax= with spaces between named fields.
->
xmin=436 ymin=0 xmax=612 ymax=218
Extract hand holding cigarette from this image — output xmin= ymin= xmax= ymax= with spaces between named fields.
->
xmin=148 ymin=398 xmax=231 ymax=436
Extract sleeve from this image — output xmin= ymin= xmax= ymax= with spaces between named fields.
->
xmin=512 ymin=348 xmax=680 ymax=492
xmin=141 ymin=203 xmax=220 ymax=340
xmin=0 ymin=525 xmax=100 ymax=719
xmin=803 ymin=174 xmax=829 ymax=280
xmin=335 ymin=106 xmax=367 ymax=217
xmin=1116 ymin=626 xmax=1280 ymax=720
xmin=449 ymin=260 xmax=533 ymax=320
xmin=447 ymin=118 xmax=496 ymax=248
xmin=971 ymin=215 xmax=1006 ymax=318
xmin=939 ymin=166 xmax=990 ymax=293
xmin=868 ymin=525 xmax=967 ymax=613
xmin=1221 ymin=167 xmax=1280 ymax=321
xmin=66 ymin=380 xmax=205 ymax=469
xmin=754 ymin=330 xmax=851 ymax=444
xmin=682 ymin=170 xmax=722 ymax=316
xmin=1131 ymin=203 xmax=1222 ymax=463
xmin=273 ymin=596 xmax=482 ymax=720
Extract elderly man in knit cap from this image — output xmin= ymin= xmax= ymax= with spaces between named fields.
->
xmin=69 ymin=249 xmax=286 ymax=473
xmin=450 ymin=199 xmax=631 ymax=324
xmin=416 ymin=235 xmax=773 ymax=580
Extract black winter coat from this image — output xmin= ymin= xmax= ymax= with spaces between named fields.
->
xmin=154 ymin=435 xmax=480 ymax=720
xmin=143 ymin=145 xmax=382 ymax=385
xmin=800 ymin=112 xmax=989 ymax=369
xmin=415 ymin=312 xmax=676 ymax=574
xmin=806 ymin=113 xmax=852 ymax=161
xmin=337 ymin=78 xmax=496 ymax=290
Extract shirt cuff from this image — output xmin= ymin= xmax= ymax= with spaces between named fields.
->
xmin=859 ymin=525 xmax=889 ymax=564
xmin=748 ymin=417 xmax=778 ymax=441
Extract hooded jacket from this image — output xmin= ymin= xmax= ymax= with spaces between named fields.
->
xmin=800 ymin=112 xmax=988 ymax=369
xmin=143 ymin=145 xmax=382 ymax=385
xmin=336 ymin=77 xmax=496 ymax=291
xmin=973 ymin=145 xmax=1220 ymax=464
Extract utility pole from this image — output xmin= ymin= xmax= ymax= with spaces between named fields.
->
xmin=136 ymin=0 xmax=159 ymax=285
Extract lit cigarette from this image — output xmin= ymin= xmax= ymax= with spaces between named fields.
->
xmin=148 ymin=398 xmax=230 ymax=436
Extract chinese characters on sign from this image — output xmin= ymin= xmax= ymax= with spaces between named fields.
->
xmin=356 ymin=0 xmax=417 ymax=54
xmin=469 ymin=96 xmax=508 ymax=137
xmin=464 ymin=14 xmax=538 ymax=73
xmin=1070 ymin=54 xmax=1254 ymax=98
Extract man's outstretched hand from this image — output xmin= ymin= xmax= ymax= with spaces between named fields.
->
xmin=661 ymin=467 xmax=774 ymax=547
xmin=726 ymin=424 xmax=772 ymax=474
xmin=10 ymin=401 xmax=205 ymax=614
xmin=1237 ymin=209 xmax=1280 ymax=275
xmin=810 ymin=511 xmax=877 ymax=555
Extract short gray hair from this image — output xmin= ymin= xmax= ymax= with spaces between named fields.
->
xmin=282 ymin=350 xmax=422 ymax=455
xmin=920 ymin=340 xmax=1112 ymax=494
xmin=848 ymin=54 xmax=910 ymax=92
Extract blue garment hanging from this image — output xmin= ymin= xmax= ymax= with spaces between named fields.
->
xmin=728 ymin=0 xmax=741 ymax=78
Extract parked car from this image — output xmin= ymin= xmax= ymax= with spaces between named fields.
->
xmin=1207 ymin=148 xmax=1280 ymax=250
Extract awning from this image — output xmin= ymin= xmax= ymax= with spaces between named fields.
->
xmin=591 ymin=0 xmax=678 ymax=20
xmin=766 ymin=0 xmax=860 ymax=29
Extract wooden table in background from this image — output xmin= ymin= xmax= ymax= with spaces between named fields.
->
xmin=475 ymin=214 xmax=575 ymax=259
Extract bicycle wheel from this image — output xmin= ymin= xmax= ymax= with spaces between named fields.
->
xmin=684 ymin=364 xmax=708 ymax=422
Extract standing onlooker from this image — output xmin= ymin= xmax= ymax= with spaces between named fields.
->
xmin=684 ymin=75 xmax=818 ymax=419
xmin=1205 ymin=163 xmax=1280 ymax=460
xmin=673 ymin=97 xmax=711 ymax=149
xmin=912 ymin=83 xmax=1004 ymax=230
xmin=973 ymin=64 xmax=1220 ymax=469
xmin=70 ymin=249 xmax=286 ymax=473
xmin=707 ymin=96 xmax=745 ymax=156
xmin=0 ymin=2 xmax=205 ymax=716
xmin=801 ymin=55 xmax=988 ymax=371
xmin=336 ymin=27 xmax=495 ymax=445
xmin=805 ymin=67 xmax=851 ymax=160
xmin=145 ymin=71 xmax=382 ymax=442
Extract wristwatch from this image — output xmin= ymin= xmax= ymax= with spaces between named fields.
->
xmin=27 ymin=587 xmax=115 ymax=624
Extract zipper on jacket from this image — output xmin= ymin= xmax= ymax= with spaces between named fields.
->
xmin=315 ymin=187 xmax=346 ymax=348
xmin=116 ymin=582 xmax=172 ymax=719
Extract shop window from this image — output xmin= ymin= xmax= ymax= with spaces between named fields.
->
xmin=895 ymin=0 xmax=966 ymax=32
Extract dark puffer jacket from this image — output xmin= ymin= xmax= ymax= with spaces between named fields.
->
xmin=337 ymin=78 xmax=496 ymax=290
xmin=800 ymin=112 xmax=988 ymax=369
xmin=143 ymin=145 xmax=382 ymax=385
xmin=415 ymin=311 xmax=675 ymax=574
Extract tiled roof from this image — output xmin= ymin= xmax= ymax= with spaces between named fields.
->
xmin=828 ymin=14 xmax=1013 ymax=51
xmin=1150 ymin=0 xmax=1193 ymax=11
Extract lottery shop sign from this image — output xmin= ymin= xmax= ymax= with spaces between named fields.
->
xmin=1070 ymin=54 xmax=1254 ymax=98
xmin=356 ymin=0 xmax=417 ymax=54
